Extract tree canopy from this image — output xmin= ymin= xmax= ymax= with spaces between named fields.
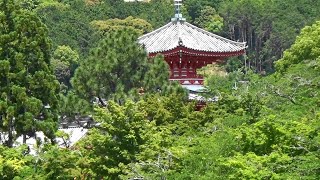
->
xmin=0 ymin=0 xmax=59 ymax=147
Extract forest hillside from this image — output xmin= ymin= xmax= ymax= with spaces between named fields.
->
xmin=0 ymin=0 xmax=319 ymax=179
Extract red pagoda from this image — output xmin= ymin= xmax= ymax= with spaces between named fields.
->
xmin=138 ymin=0 xmax=246 ymax=86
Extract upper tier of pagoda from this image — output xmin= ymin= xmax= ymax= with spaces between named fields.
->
xmin=138 ymin=19 xmax=246 ymax=57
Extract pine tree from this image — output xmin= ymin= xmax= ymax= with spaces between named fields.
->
xmin=72 ymin=29 xmax=175 ymax=104
xmin=143 ymin=55 xmax=169 ymax=92
xmin=0 ymin=0 xmax=59 ymax=146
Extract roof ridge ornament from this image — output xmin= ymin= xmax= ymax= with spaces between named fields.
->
xmin=171 ymin=0 xmax=186 ymax=22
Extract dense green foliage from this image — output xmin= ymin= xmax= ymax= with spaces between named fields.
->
xmin=91 ymin=16 xmax=153 ymax=36
xmin=0 ymin=0 xmax=59 ymax=147
xmin=0 ymin=0 xmax=320 ymax=179
xmin=21 ymin=0 xmax=320 ymax=74
xmin=51 ymin=45 xmax=79 ymax=92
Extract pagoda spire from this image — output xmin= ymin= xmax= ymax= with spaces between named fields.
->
xmin=172 ymin=0 xmax=186 ymax=22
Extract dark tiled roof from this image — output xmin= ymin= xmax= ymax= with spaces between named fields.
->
xmin=138 ymin=20 xmax=246 ymax=54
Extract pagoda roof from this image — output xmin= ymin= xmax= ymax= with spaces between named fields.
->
xmin=138 ymin=20 xmax=246 ymax=55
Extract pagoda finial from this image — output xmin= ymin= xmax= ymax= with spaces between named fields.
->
xmin=172 ymin=0 xmax=186 ymax=22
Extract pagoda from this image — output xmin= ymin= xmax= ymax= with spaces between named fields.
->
xmin=138 ymin=0 xmax=246 ymax=86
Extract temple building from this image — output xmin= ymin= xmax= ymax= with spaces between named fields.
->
xmin=138 ymin=0 xmax=246 ymax=87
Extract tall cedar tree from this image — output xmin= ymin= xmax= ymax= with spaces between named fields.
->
xmin=0 ymin=0 xmax=59 ymax=146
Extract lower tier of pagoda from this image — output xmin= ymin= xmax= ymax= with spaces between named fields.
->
xmin=169 ymin=78 xmax=204 ymax=85
xmin=148 ymin=46 xmax=245 ymax=85
xmin=163 ymin=52 xmax=225 ymax=85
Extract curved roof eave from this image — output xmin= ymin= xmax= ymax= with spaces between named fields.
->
xmin=138 ymin=20 xmax=247 ymax=54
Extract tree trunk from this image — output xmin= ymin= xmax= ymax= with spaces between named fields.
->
xmin=7 ymin=117 xmax=13 ymax=147
xmin=23 ymin=134 xmax=27 ymax=144
xmin=98 ymin=96 xmax=107 ymax=107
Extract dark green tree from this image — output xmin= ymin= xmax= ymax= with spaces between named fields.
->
xmin=143 ymin=54 xmax=170 ymax=93
xmin=219 ymin=0 xmax=320 ymax=73
xmin=58 ymin=91 xmax=91 ymax=122
xmin=35 ymin=1 xmax=97 ymax=57
xmin=0 ymin=0 xmax=59 ymax=146
xmin=72 ymin=29 xmax=147 ymax=104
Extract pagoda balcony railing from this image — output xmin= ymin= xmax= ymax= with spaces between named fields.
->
xmin=169 ymin=78 xmax=204 ymax=85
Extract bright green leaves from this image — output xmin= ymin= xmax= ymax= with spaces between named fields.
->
xmin=271 ymin=53 xmax=320 ymax=112
xmin=74 ymin=94 xmax=196 ymax=179
xmin=225 ymin=121 xmax=319 ymax=179
xmin=0 ymin=143 xmax=94 ymax=179
xmin=80 ymin=100 xmax=162 ymax=178
xmin=221 ymin=152 xmax=292 ymax=180
xmin=228 ymin=115 xmax=320 ymax=178
xmin=91 ymin=16 xmax=153 ymax=36
xmin=236 ymin=117 xmax=286 ymax=155
xmin=276 ymin=21 xmax=320 ymax=73
xmin=39 ymin=146 xmax=83 ymax=179
xmin=0 ymin=145 xmax=34 ymax=179
xmin=52 ymin=45 xmax=79 ymax=65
